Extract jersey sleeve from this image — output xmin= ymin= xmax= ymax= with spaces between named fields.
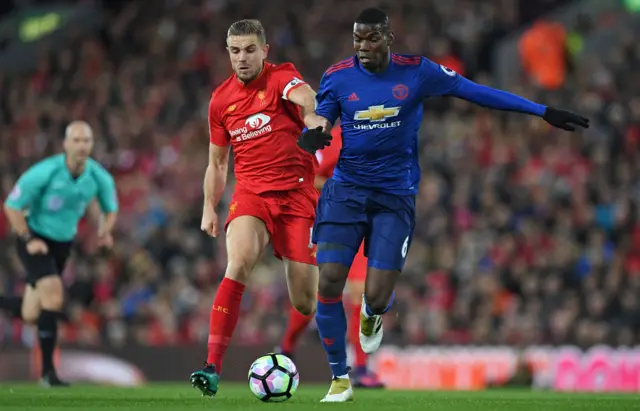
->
xmin=314 ymin=72 xmax=340 ymax=124
xmin=208 ymin=92 xmax=230 ymax=147
xmin=95 ymin=168 xmax=119 ymax=213
xmin=273 ymin=63 xmax=307 ymax=101
xmin=419 ymin=57 xmax=546 ymax=116
xmin=418 ymin=57 xmax=463 ymax=97
xmin=4 ymin=161 xmax=52 ymax=210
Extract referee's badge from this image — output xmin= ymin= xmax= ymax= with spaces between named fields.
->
xmin=8 ymin=186 xmax=21 ymax=201
xmin=47 ymin=196 xmax=63 ymax=211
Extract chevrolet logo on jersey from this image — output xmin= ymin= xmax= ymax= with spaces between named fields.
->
xmin=354 ymin=105 xmax=401 ymax=122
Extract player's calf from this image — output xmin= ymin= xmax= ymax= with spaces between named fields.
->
xmin=315 ymin=262 xmax=351 ymax=381
xmin=191 ymin=215 xmax=269 ymax=396
xmin=284 ymin=259 xmax=318 ymax=316
xmin=363 ymin=267 xmax=399 ymax=314
xmin=360 ymin=268 xmax=399 ymax=354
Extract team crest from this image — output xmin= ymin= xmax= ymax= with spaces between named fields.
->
xmin=8 ymin=186 xmax=21 ymax=201
xmin=229 ymin=201 xmax=238 ymax=215
xmin=392 ymin=84 xmax=408 ymax=101
xmin=227 ymin=104 xmax=236 ymax=112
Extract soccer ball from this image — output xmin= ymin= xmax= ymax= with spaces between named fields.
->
xmin=248 ymin=353 xmax=299 ymax=402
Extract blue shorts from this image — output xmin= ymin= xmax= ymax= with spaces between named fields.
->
xmin=312 ymin=179 xmax=415 ymax=271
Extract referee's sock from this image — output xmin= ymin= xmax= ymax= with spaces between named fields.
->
xmin=38 ymin=309 xmax=60 ymax=376
xmin=0 ymin=296 xmax=23 ymax=319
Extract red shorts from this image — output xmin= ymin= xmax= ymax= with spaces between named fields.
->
xmin=225 ymin=185 xmax=318 ymax=265
xmin=348 ymin=243 xmax=367 ymax=282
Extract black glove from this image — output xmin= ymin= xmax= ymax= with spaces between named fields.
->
xmin=297 ymin=127 xmax=332 ymax=154
xmin=543 ymin=107 xmax=590 ymax=131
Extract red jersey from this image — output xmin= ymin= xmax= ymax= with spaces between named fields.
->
xmin=208 ymin=62 xmax=315 ymax=194
xmin=315 ymin=126 xmax=343 ymax=178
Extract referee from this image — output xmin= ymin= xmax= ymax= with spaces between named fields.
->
xmin=0 ymin=121 xmax=118 ymax=386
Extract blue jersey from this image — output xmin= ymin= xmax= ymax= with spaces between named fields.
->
xmin=315 ymin=54 xmax=546 ymax=195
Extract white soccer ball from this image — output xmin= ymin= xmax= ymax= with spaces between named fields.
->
xmin=248 ymin=353 xmax=299 ymax=402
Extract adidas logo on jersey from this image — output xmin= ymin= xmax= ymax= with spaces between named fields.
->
xmin=348 ymin=93 xmax=359 ymax=101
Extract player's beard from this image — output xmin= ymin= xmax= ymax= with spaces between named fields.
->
xmin=234 ymin=64 xmax=262 ymax=83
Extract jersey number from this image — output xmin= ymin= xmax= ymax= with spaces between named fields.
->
xmin=401 ymin=236 xmax=409 ymax=258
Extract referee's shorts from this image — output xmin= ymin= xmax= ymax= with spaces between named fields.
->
xmin=16 ymin=232 xmax=73 ymax=286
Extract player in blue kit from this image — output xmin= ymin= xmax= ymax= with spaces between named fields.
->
xmin=0 ymin=121 xmax=118 ymax=387
xmin=297 ymin=8 xmax=589 ymax=402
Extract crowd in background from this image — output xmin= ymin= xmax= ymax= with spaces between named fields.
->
xmin=1 ymin=0 xmax=639 ymax=349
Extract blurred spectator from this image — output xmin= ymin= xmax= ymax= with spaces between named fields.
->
xmin=518 ymin=19 xmax=568 ymax=90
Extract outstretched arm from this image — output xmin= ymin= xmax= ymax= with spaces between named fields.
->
xmin=449 ymin=78 xmax=545 ymax=116
xmin=449 ymin=78 xmax=588 ymax=131
xmin=419 ymin=58 xmax=589 ymax=131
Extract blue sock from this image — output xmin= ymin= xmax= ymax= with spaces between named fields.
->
xmin=364 ymin=291 xmax=395 ymax=316
xmin=315 ymin=295 xmax=348 ymax=377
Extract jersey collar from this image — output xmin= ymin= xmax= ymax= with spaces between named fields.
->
xmin=356 ymin=54 xmax=392 ymax=77
xmin=62 ymin=154 xmax=88 ymax=180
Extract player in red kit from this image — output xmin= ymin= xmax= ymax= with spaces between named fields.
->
xmin=190 ymin=19 xmax=326 ymax=398
xmin=278 ymin=125 xmax=385 ymax=388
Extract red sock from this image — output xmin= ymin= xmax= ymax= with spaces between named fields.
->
xmin=207 ymin=277 xmax=245 ymax=373
xmin=348 ymin=302 xmax=367 ymax=369
xmin=281 ymin=306 xmax=313 ymax=353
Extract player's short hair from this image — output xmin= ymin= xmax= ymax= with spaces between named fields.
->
xmin=227 ymin=19 xmax=266 ymax=44
xmin=355 ymin=7 xmax=390 ymax=28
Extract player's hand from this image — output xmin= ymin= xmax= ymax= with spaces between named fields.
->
xmin=97 ymin=233 xmax=114 ymax=249
xmin=201 ymin=203 xmax=219 ymax=237
xmin=543 ymin=107 xmax=590 ymax=131
xmin=298 ymin=127 xmax=333 ymax=154
xmin=26 ymin=239 xmax=48 ymax=255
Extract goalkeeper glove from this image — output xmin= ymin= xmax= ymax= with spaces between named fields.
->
xmin=543 ymin=107 xmax=590 ymax=131
xmin=297 ymin=127 xmax=332 ymax=154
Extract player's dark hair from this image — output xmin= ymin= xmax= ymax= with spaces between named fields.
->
xmin=355 ymin=7 xmax=390 ymax=29
xmin=227 ymin=19 xmax=266 ymax=44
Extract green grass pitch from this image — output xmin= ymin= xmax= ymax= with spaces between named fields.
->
xmin=1 ymin=383 xmax=640 ymax=411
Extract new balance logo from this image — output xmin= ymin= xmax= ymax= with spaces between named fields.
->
xmin=348 ymin=93 xmax=359 ymax=101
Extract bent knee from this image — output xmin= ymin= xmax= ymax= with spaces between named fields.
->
xmin=21 ymin=308 xmax=39 ymax=324
xmin=292 ymin=299 xmax=316 ymax=316
xmin=318 ymin=263 xmax=349 ymax=298
xmin=319 ymin=263 xmax=350 ymax=284
xmin=36 ymin=276 xmax=64 ymax=311
xmin=39 ymin=294 xmax=64 ymax=311
xmin=225 ymin=264 xmax=250 ymax=283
